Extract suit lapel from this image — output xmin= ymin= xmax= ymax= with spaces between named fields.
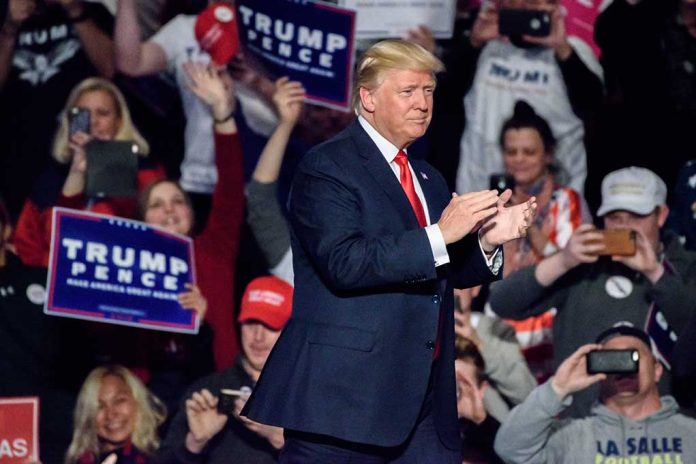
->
xmin=348 ymin=123 xmax=422 ymax=229
xmin=410 ymin=157 xmax=445 ymax=226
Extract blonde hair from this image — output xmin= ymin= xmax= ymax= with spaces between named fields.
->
xmin=65 ymin=365 xmax=166 ymax=463
xmin=352 ymin=39 xmax=445 ymax=113
xmin=53 ymin=78 xmax=150 ymax=163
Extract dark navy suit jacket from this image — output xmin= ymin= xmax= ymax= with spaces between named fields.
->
xmin=243 ymin=121 xmax=499 ymax=449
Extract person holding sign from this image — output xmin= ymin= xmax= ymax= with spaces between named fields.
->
xmin=65 ymin=365 xmax=167 ymax=464
xmin=242 ymin=39 xmax=536 ymax=462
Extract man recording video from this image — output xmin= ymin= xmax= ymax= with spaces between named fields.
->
xmin=489 ymin=166 xmax=696 ymax=417
xmin=494 ymin=324 xmax=696 ymax=463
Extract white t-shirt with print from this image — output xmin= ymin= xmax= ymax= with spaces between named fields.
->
xmin=152 ymin=15 xmax=278 ymax=193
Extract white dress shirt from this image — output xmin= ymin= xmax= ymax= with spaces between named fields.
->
xmin=358 ymin=116 xmax=502 ymax=273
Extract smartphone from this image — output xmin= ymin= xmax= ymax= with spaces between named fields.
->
xmin=489 ymin=173 xmax=516 ymax=194
xmin=68 ymin=107 xmax=91 ymax=136
xmin=587 ymin=229 xmax=637 ymax=256
xmin=85 ymin=140 xmax=139 ymax=198
xmin=586 ymin=349 xmax=639 ymax=374
xmin=498 ymin=8 xmax=551 ymax=37
xmin=218 ymin=388 xmax=251 ymax=415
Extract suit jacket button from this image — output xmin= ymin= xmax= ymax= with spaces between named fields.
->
xmin=426 ymin=340 xmax=435 ymax=350
xmin=431 ymin=295 xmax=440 ymax=304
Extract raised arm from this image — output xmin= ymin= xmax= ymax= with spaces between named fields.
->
xmin=247 ymin=78 xmax=304 ymax=271
xmin=60 ymin=0 xmax=115 ymax=78
xmin=184 ymin=61 xmax=243 ymax=255
xmin=114 ymin=0 xmax=167 ymax=75
xmin=494 ymin=344 xmax=605 ymax=463
xmin=0 ymin=0 xmax=34 ymax=89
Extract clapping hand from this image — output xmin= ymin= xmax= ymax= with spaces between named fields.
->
xmin=479 ymin=189 xmax=537 ymax=251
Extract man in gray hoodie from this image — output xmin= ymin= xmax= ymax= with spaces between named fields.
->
xmin=494 ymin=325 xmax=696 ymax=464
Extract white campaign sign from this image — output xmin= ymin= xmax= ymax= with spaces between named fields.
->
xmin=340 ymin=0 xmax=456 ymax=39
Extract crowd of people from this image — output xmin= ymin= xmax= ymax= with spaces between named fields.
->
xmin=1 ymin=0 xmax=696 ymax=462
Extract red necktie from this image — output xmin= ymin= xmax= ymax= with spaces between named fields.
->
xmin=395 ymin=151 xmax=441 ymax=359
xmin=394 ymin=150 xmax=428 ymax=228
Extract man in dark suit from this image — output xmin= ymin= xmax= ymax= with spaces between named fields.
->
xmin=243 ymin=39 xmax=536 ymax=462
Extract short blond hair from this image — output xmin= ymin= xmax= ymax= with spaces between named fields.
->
xmin=65 ymin=365 xmax=166 ymax=463
xmin=352 ymin=39 xmax=444 ymax=113
xmin=53 ymin=78 xmax=150 ymax=163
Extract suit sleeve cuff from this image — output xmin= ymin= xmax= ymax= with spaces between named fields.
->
xmin=426 ymin=224 xmax=450 ymax=267
xmin=478 ymin=235 xmax=503 ymax=275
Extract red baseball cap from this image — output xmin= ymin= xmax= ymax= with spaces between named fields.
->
xmin=238 ymin=276 xmax=293 ymax=331
xmin=195 ymin=2 xmax=240 ymax=66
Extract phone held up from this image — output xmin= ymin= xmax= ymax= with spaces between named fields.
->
xmin=586 ymin=229 xmax=637 ymax=256
xmin=68 ymin=107 xmax=91 ymax=136
xmin=218 ymin=387 xmax=252 ymax=415
xmin=498 ymin=8 xmax=551 ymax=37
xmin=489 ymin=173 xmax=516 ymax=194
xmin=586 ymin=349 xmax=639 ymax=375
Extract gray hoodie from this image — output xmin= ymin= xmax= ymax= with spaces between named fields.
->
xmin=494 ymin=381 xmax=696 ymax=464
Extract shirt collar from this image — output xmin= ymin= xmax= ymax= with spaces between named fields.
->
xmin=358 ymin=115 xmax=404 ymax=164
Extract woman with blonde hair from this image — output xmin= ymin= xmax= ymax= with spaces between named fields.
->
xmin=13 ymin=77 xmax=164 ymax=267
xmin=66 ymin=365 xmax=166 ymax=464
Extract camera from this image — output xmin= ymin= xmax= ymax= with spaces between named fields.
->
xmin=489 ymin=173 xmax=516 ymax=194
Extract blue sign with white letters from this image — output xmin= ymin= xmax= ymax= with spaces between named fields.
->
xmin=45 ymin=208 xmax=198 ymax=334
xmin=236 ymin=0 xmax=356 ymax=110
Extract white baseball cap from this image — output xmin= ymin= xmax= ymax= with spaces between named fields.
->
xmin=597 ymin=167 xmax=667 ymax=217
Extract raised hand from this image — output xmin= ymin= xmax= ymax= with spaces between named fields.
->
xmin=67 ymin=131 xmax=91 ymax=173
xmin=178 ymin=283 xmax=208 ymax=320
xmin=273 ymin=77 xmax=305 ymax=126
xmin=453 ymin=287 xmax=483 ymax=348
xmin=438 ymin=190 xmax=500 ymax=245
xmin=479 ymin=189 xmax=537 ymax=250
xmin=550 ymin=343 xmax=606 ymax=399
xmin=6 ymin=0 xmax=36 ymax=27
xmin=559 ymin=224 xmax=605 ymax=269
xmin=612 ymin=229 xmax=664 ymax=283
xmin=471 ymin=2 xmax=501 ymax=48
xmin=455 ymin=362 xmax=487 ymax=423
xmin=184 ymin=61 xmax=235 ymax=121
xmin=185 ymin=388 xmax=229 ymax=454
xmin=405 ymin=25 xmax=436 ymax=54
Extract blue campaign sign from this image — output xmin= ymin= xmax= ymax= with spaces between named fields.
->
xmin=236 ymin=0 xmax=356 ymax=110
xmin=45 ymin=208 xmax=199 ymax=334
